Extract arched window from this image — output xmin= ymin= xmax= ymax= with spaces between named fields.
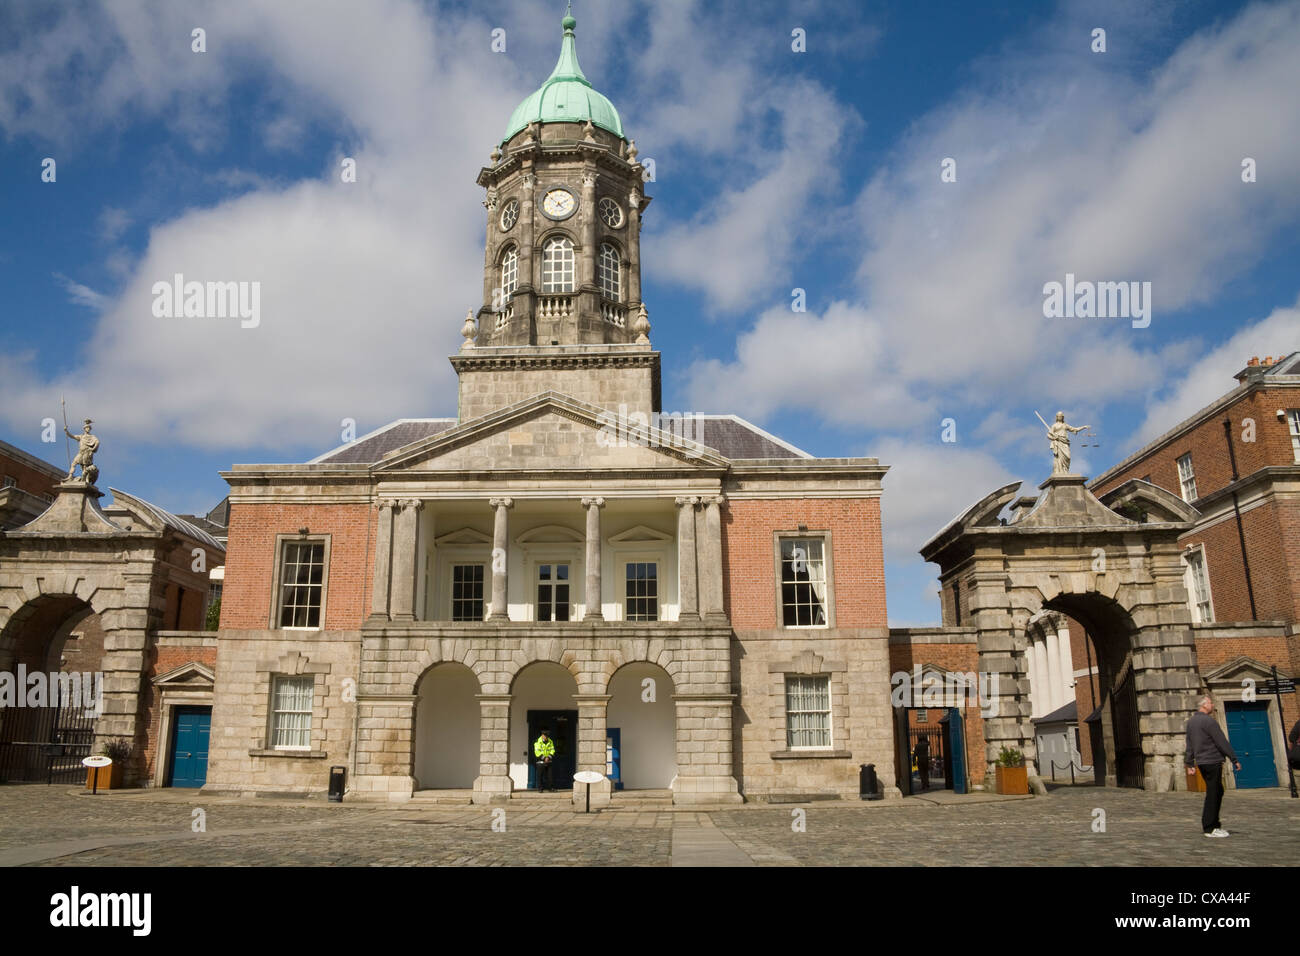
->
xmin=541 ymin=236 xmax=575 ymax=293
xmin=499 ymin=245 xmax=518 ymax=299
xmin=598 ymin=243 xmax=621 ymax=301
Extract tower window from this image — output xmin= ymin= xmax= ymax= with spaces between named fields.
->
xmin=542 ymin=236 xmax=575 ymax=293
xmin=499 ymin=246 xmax=518 ymax=299
xmin=598 ymin=243 xmax=621 ymax=301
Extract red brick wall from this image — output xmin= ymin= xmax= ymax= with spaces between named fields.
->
xmin=1094 ymin=386 xmax=1300 ymax=502
xmin=140 ymin=645 xmax=218 ymax=782
xmin=0 ymin=449 xmax=61 ymax=498
xmin=1180 ymin=501 xmax=1293 ymax=623
xmin=219 ymin=502 xmax=373 ymax=630
xmin=723 ymin=499 xmax=887 ymax=629
xmin=889 ymin=643 xmax=986 ymax=786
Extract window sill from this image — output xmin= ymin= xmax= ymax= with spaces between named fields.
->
xmin=249 ymin=749 xmax=328 ymax=759
xmin=770 ymin=749 xmax=852 ymax=760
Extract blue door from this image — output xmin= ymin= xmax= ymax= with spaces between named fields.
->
xmin=1225 ymin=702 xmax=1276 ymax=788
xmin=168 ymin=706 xmax=210 ymax=788
xmin=607 ymin=728 xmax=622 ymax=790
xmin=941 ymin=708 xmax=967 ymax=794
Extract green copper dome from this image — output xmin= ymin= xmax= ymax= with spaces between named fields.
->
xmin=502 ymin=10 xmax=624 ymax=143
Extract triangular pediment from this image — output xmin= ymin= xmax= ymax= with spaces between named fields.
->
xmin=435 ymin=527 xmax=493 ymax=546
xmin=374 ymin=392 xmax=729 ymax=473
xmin=608 ymin=524 xmax=673 ymax=544
xmin=152 ymin=661 xmax=215 ymax=688
xmin=516 ymin=524 xmax=584 ymax=544
xmin=1202 ymin=655 xmax=1291 ymax=685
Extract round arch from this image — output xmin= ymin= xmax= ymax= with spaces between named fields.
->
xmin=607 ymin=661 xmax=676 ymax=789
xmin=509 ymin=660 xmax=578 ymax=791
xmin=413 ymin=662 xmax=481 ymax=790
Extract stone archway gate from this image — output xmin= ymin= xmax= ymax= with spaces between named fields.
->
xmin=921 ymin=473 xmax=1204 ymax=791
xmin=0 ymin=483 xmax=222 ymax=784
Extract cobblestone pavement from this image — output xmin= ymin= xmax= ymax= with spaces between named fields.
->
xmin=1 ymin=783 xmax=1296 ymax=866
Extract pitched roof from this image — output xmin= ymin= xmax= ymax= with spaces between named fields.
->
xmin=310 ymin=419 xmax=457 ymax=464
xmin=107 ymin=488 xmax=226 ymax=552
xmin=694 ymin=415 xmax=812 ymax=460
xmin=304 ymin=412 xmax=810 ymax=466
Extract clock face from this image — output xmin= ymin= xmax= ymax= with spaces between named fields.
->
xmin=542 ymin=188 xmax=577 ymax=220
xmin=598 ymin=197 xmax=623 ymax=228
xmin=499 ymin=198 xmax=519 ymax=231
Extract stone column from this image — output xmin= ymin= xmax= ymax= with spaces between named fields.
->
xmin=670 ymin=693 xmax=743 ymax=805
xmin=582 ymin=497 xmax=604 ymax=621
xmin=520 ymin=168 xmax=536 ymax=341
xmin=487 ymin=498 xmax=513 ymax=621
xmin=472 ymin=694 xmax=514 ymax=805
xmin=1055 ymin=623 xmax=1074 ymax=704
xmin=353 ymin=694 xmax=416 ymax=801
xmin=572 ymin=694 xmax=613 ymax=808
xmin=675 ymin=496 xmax=699 ymax=621
xmin=579 ymin=167 xmax=597 ymax=289
xmin=370 ymin=499 xmax=395 ymax=620
xmin=700 ymin=495 xmax=725 ymax=621
xmin=1033 ymin=636 xmax=1051 ymax=717
xmin=626 ymin=187 xmax=642 ymax=312
xmin=1025 ymin=639 xmax=1041 ymax=718
xmin=389 ymin=499 xmax=422 ymax=621
xmin=1045 ymin=624 xmax=1064 ymax=712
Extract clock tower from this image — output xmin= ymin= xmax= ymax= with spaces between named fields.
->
xmin=453 ymin=8 xmax=659 ymax=421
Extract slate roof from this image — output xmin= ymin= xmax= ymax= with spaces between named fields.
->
xmin=108 ymin=488 xmax=226 ymax=552
xmin=1033 ymin=701 xmax=1078 ymax=725
xmin=310 ymin=420 xmax=458 ymax=464
xmin=308 ymin=413 xmax=810 ymax=465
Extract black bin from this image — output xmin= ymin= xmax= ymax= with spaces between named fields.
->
xmin=328 ymin=765 xmax=346 ymax=803
xmin=859 ymin=763 xmax=882 ymax=801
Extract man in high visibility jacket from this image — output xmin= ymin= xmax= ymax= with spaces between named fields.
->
xmin=534 ymin=730 xmax=556 ymax=792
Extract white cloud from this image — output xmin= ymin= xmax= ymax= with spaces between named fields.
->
xmin=1133 ymin=294 xmax=1300 ymax=444
xmin=685 ymin=1 xmax=1300 ymax=431
xmin=53 ymin=273 xmax=107 ymax=310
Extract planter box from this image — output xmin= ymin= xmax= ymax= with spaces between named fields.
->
xmin=86 ymin=764 xmax=124 ymax=790
xmin=995 ymin=765 xmax=1028 ymax=795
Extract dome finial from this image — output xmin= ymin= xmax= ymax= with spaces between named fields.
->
xmin=562 ymin=2 xmax=575 ymax=34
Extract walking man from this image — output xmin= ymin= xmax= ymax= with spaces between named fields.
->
xmin=1184 ymin=696 xmax=1241 ymax=838
xmin=534 ymin=729 xmax=555 ymax=792
xmin=914 ymin=735 xmax=931 ymax=791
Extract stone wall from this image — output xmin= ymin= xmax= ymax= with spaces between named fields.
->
xmin=203 ymin=630 xmax=360 ymax=795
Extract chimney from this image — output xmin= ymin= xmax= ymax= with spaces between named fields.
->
xmin=1247 ymin=356 xmax=1260 ymax=366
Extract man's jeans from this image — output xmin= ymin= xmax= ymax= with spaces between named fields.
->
xmin=537 ymin=760 xmax=553 ymax=792
xmin=1198 ymin=763 xmax=1224 ymax=832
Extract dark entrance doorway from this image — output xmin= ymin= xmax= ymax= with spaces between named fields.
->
xmin=0 ymin=702 xmax=96 ymax=784
xmin=167 ymin=706 xmax=210 ymax=788
xmin=1112 ymin=668 xmax=1144 ymax=788
xmin=526 ymin=709 xmax=576 ymax=790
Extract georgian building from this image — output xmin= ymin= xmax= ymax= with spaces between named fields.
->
xmin=205 ymin=12 xmax=897 ymax=805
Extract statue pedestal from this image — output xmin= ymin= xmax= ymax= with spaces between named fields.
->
xmin=1038 ymin=473 xmax=1087 ymax=490
xmin=17 ymin=482 xmax=120 ymax=534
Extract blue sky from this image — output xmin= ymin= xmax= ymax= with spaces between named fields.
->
xmin=2 ymin=0 xmax=1298 ymax=624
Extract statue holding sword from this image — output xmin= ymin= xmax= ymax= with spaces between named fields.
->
xmin=1036 ymin=410 xmax=1089 ymax=476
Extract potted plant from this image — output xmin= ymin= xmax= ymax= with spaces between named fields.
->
xmin=994 ymin=746 xmax=1028 ymax=795
xmin=86 ymin=738 xmax=131 ymax=790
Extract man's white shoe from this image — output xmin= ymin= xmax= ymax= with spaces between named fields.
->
xmin=1204 ymin=828 xmax=1229 ymax=838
